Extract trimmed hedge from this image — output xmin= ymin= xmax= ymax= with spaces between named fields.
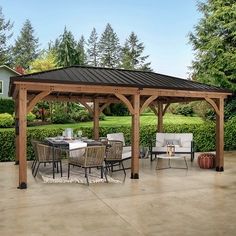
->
xmin=0 ymin=120 xmax=235 ymax=162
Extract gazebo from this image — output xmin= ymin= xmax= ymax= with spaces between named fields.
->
xmin=9 ymin=66 xmax=231 ymax=189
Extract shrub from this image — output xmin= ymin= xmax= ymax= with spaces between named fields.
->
xmin=0 ymin=113 xmax=14 ymax=128
xmin=72 ymin=110 xmax=92 ymax=122
xmin=175 ymin=104 xmax=194 ymax=116
xmin=110 ymin=103 xmax=129 ymax=116
xmin=27 ymin=112 xmax=36 ymax=122
xmin=51 ymin=113 xmax=74 ymax=124
xmin=0 ymin=98 xmax=15 ymax=114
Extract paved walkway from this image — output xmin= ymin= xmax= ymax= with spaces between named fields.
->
xmin=0 ymin=153 xmax=236 ymax=236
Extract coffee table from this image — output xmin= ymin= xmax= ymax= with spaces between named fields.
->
xmin=156 ymin=154 xmax=188 ymax=170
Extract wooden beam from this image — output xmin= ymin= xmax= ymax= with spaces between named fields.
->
xmin=140 ymin=87 xmax=230 ymax=99
xmin=78 ymin=100 xmax=93 ymax=115
xmin=114 ymin=93 xmax=135 ymax=114
xmin=205 ymin=98 xmax=220 ymax=116
xmin=157 ymin=101 xmax=163 ymax=132
xmin=215 ymin=98 xmax=224 ymax=172
xmin=13 ymin=81 xmax=231 ymax=99
xmin=99 ymin=102 xmax=111 ymax=114
xmin=17 ymin=85 xmax=27 ymax=189
xmin=27 ymin=91 xmax=50 ymax=113
xmin=163 ymin=103 xmax=170 ymax=115
xmin=15 ymin=95 xmax=19 ymax=165
xmin=12 ymin=86 xmax=19 ymax=100
xmin=42 ymin=95 xmax=120 ymax=104
xmin=15 ymin=82 xmax=140 ymax=95
xmin=131 ymin=94 xmax=140 ymax=179
xmin=93 ymin=99 xmax=100 ymax=140
xmin=140 ymin=95 xmax=158 ymax=114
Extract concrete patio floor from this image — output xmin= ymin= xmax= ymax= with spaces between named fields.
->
xmin=0 ymin=152 xmax=236 ymax=236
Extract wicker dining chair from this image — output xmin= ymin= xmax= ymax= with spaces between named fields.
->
xmin=31 ymin=140 xmax=40 ymax=175
xmin=33 ymin=143 xmax=63 ymax=177
xmin=67 ymin=145 xmax=107 ymax=185
xmin=105 ymin=140 xmax=126 ymax=175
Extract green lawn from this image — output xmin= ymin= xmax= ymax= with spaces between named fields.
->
xmin=28 ymin=113 xmax=204 ymax=129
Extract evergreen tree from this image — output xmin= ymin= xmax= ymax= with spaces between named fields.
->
xmin=87 ymin=28 xmax=99 ymax=66
xmin=77 ymin=35 xmax=87 ymax=65
xmin=12 ymin=19 xmax=39 ymax=69
xmin=121 ymin=32 xmax=151 ymax=71
xmin=189 ymin=0 xmax=236 ymax=91
xmin=189 ymin=0 xmax=236 ymax=120
xmin=56 ymin=27 xmax=79 ymax=67
xmin=98 ymin=23 xmax=121 ymax=68
xmin=0 ymin=7 xmax=13 ymax=65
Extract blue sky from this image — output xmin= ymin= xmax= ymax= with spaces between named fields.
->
xmin=1 ymin=0 xmax=201 ymax=78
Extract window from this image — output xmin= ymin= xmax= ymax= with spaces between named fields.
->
xmin=0 ymin=81 xmax=3 ymax=94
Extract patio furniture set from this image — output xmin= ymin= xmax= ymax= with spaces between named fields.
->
xmin=31 ymin=131 xmax=214 ymax=184
xmin=31 ymin=132 xmax=132 ymax=184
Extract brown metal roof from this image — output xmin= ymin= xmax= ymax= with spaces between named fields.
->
xmin=9 ymin=65 xmax=231 ymax=95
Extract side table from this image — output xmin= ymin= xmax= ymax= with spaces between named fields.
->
xmin=156 ymin=154 xmax=188 ymax=170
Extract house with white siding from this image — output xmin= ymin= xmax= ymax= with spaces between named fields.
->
xmin=0 ymin=65 xmax=20 ymax=98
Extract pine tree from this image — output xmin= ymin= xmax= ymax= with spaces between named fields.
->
xmin=56 ymin=27 xmax=79 ymax=67
xmin=189 ymin=0 xmax=236 ymax=91
xmin=121 ymin=32 xmax=151 ymax=71
xmin=12 ymin=19 xmax=39 ymax=69
xmin=0 ymin=7 xmax=13 ymax=65
xmin=77 ymin=35 xmax=87 ymax=65
xmin=98 ymin=23 xmax=121 ymax=68
xmin=87 ymin=28 xmax=99 ymax=66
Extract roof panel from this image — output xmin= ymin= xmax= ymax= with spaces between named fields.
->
xmin=9 ymin=65 xmax=231 ymax=94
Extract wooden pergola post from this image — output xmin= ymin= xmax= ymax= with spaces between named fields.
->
xmin=93 ymin=99 xmax=100 ymax=140
xmin=157 ymin=101 xmax=163 ymax=132
xmin=131 ymin=94 xmax=140 ymax=179
xmin=216 ymin=98 xmax=224 ymax=171
xmin=15 ymin=94 xmax=19 ymax=165
xmin=17 ymin=85 xmax=27 ymax=189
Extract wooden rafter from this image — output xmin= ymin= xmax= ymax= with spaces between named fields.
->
xmin=27 ymin=91 xmax=51 ymax=113
xmin=114 ymin=93 xmax=134 ymax=114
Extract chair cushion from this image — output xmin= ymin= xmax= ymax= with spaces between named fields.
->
xmin=107 ymin=133 xmax=126 ymax=146
xmin=122 ymin=150 xmax=131 ymax=160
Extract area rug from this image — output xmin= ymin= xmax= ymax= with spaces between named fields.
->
xmin=37 ymin=163 xmax=122 ymax=184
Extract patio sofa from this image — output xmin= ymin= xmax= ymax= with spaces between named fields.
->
xmin=149 ymin=133 xmax=195 ymax=162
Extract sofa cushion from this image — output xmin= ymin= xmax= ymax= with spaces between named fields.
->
xmin=163 ymin=139 xmax=182 ymax=147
